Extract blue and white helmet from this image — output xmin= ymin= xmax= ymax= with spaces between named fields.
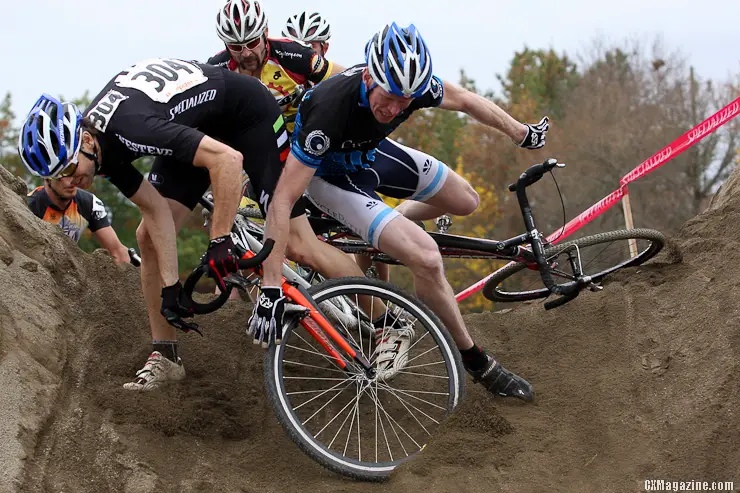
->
xmin=365 ymin=23 xmax=433 ymax=98
xmin=18 ymin=94 xmax=82 ymax=178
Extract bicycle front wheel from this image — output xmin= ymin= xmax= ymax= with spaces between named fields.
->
xmin=264 ymin=277 xmax=465 ymax=481
xmin=482 ymin=228 xmax=666 ymax=303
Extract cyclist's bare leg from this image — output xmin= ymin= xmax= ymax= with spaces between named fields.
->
xmin=286 ymin=214 xmax=385 ymax=314
xmin=137 ymin=199 xmax=191 ymax=342
xmin=396 ymin=169 xmax=479 ymax=221
xmin=377 ymin=215 xmax=474 ymax=350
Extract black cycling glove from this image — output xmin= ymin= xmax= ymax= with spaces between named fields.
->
xmin=518 ymin=116 xmax=550 ymax=149
xmin=161 ymin=281 xmax=201 ymax=335
xmin=207 ymin=234 xmax=240 ymax=292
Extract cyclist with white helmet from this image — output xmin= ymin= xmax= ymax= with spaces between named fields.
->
xmin=283 ymin=11 xmax=332 ymax=57
xmin=208 ymin=0 xmax=344 ymax=133
xmin=252 ymin=23 xmax=551 ymax=402
xmin=206 ymin=1 xmax=377 ymax=284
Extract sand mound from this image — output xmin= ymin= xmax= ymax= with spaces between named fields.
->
xmin=1 ymin=163 xmax=737 ymax=492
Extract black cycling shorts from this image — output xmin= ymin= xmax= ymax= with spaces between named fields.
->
xmin=149 ymin=70 xmax=305 ymax=218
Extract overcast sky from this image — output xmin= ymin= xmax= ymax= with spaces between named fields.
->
xmin=3 ymin=0 xmax=739 ymax=119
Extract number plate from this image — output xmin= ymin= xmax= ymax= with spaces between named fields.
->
xmin=115 ymin=58 xmax=208 ymax=103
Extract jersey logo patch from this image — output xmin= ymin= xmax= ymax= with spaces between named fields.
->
xmin=86 ymin=90 xmax=129 ymax=132
xmin=91 ymin=196 xmax=108 ymax=220
xmin=305 ymin=130 xmax=330 ymax=156
xmin=311 ymin=54 xmax=326 ymax=74
xmin=429 ymin=77 xmax=443 ymax=99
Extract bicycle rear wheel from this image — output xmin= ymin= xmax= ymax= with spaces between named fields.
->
xmin=482 ymin=228 xmax=666 ymax=303
xmin=264 ymin=277 xmax=465 ymax=481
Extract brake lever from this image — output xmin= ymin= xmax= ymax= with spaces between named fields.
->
xmin=162 ymin=309 xmax=203 ymax=336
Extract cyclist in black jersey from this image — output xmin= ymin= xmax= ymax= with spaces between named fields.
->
xmin=17 ymin=58 xmax=313 ymax=391
xmin=254 ymin=23 xmax=551 ymax=402
xmin=27 ymin=177 xmax=131 ymax=264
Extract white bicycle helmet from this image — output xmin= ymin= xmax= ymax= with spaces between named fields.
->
xmin=283 ymin=12 xmax=331 ymax=43
xmin=365 ymin=22 xmax=433 ymax=98
xmin=18 ymin=95 xmax=82 ymax=178
xmin=216 ymin=0 xmax=267 ymax=44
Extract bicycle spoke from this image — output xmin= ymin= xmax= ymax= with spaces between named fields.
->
xmin=341 ymin=392 xmax=359 ymax=457
xmin=284 ymin=376 xmax=350 ymax=381
xmin=293 ymin=379 xmax=355 ymax=412
xmin=376 ymin=383 xmax=444 ymax=424
xmin=374 ymin=381 xmax=394 ymax=462
xmin=328 ymin=387 xmax=360 ymax=449
xmin=310 ymin=382 xmax=367 ymax=437
xmin=377 ymin=383 xmax=448 ymax=413
xmin=368 ymin=387 xmax=420 ymax=453
xmin=283 ymin=358 xmax=349 ymax=375
xmin=394 ymin=370 xmax=450 ymax=379
xmin=404 ymin=360 xmax=447 ymax=371
xmin=291 ymin=332 xmax=345 ymax=372
xmin=405 ymin=345 xmax=441 ymax=366
xmin=287 ymin=388 xmax=349 ymax=396
xmin=376 ymin=385 xmax=435 ymax=435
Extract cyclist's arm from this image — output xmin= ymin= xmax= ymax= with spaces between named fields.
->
xmin=93 ymin=226 xmax=131 ymax=264
xmin=192 ymin=136 xmax=243 ymax=239
xmin=128 ymin=180 xmax=179 ymax=286
xmin=262 ymin=152 xmax=317 ymax=286
xmin=439 ymin=80 xmax=527 ymax=144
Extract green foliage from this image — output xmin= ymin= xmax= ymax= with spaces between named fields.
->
xmin=0 ymin=92 xmax=24 ymax=181
xmin=496 ymin=47 xmax=580 ymax=120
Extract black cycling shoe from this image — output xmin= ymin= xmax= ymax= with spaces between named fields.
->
xmin=465 ymin=353 xmax=535 ymax=402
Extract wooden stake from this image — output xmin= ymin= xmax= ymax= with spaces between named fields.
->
xmin=621 ymin=186 xmax=638 ymax=257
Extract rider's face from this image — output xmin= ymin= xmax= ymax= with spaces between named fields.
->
xmin=47 ymin=176 xmax=77 ymax=200
xmin=309 ymin=41 xmax=328 ymax=57
xmin=362 ymin=70 xmax=413 ymax=124
xmin=68 ymin=133 xmax=97 ymax=190
xmin=228 ymin=35 xmax=267 ymax=72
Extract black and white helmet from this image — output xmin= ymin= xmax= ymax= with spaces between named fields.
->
xmin=283 ymin=12 xmax=331 ymax=43
xmin=216 ymin=0 xmax=268 ymax=44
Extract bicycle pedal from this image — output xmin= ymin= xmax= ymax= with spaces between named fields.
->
xmin=588 ymin=283 xmax=603 ymax=292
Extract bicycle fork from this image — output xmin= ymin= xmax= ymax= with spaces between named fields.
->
xmin=281 ymin=283 xmax=376 ymax=379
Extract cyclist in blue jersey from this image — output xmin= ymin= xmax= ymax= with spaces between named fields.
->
xmin=251 ymin=23 xmax=550 ymax=402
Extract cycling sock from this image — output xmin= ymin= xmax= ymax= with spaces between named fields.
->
xmin=153 ymin=340 xmax=179 ymax=362
xmin=460 ymin=345 xmax=489 ymax=372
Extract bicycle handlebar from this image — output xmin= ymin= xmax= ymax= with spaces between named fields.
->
xmin=508 ymin=158 xmax=565 ymax=192
xmin=180 ymin=239 xmax=275 ymax=315
xmin=511 ymin=158 xmax=582 ymax=306
xmin=128 ymin=248 xmax=141 ymax=267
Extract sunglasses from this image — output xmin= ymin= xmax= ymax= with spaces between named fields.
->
xmin=227 ymin=36 xmax=263 ymax=52
xmin=57 ymin=143 xmax=98 ymax=179
xmin=57 ymin=161 xmax=78 ymax=178
xmin=57 ymin=145 xmax=81 ymax=178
